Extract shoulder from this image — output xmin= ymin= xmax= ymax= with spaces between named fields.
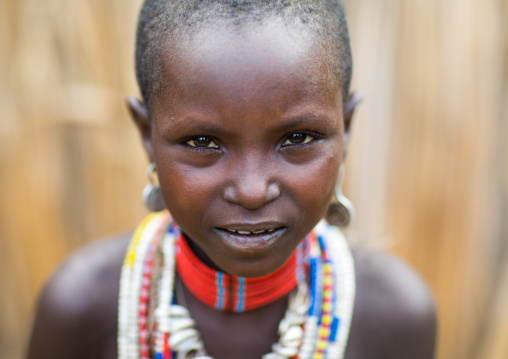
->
xmin=26 ymin=233 xmax=132 ymax=359
xmin=345 ymin=247 xmax=437 ymax=359
xmin=41 ymin=233 xmax=130 ymax=311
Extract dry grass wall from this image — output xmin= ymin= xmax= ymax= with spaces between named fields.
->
xmin=0 ymin=0 xmax=506 ymax=358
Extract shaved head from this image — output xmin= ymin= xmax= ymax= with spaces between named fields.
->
xmin=135 ymin=0 xmax=352 ymax=116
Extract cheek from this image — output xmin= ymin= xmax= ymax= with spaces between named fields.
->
xmin=158 ymin=162 xmax=219 ymax=217
xmin=287 ymin=149 xmax=341 ymax=216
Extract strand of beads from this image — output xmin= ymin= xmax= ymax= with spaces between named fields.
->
xmin=139 ymin=241 xmax=157 ymax=359
xmin=153 ymin=223 xmax=210 ymax=359
xmin=153 ymin=223 xmax=178 ymax=358
xmin=295 ymin=221 xmax=356 ymax=359
xmin=118 ymin=212 xmax=164 ymax=359
xmin=263 ymin=282 xmax=309 ymax=359
xmin=312 ymin=260 xmax=336 ymax=359
xmin=320 ymin=223 xmax=356 ymax=359
xmin=299 ymin=232 xmax=323 ymax=359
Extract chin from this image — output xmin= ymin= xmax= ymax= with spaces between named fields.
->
xmin=217 ymin=252 xmax=292 ymax=278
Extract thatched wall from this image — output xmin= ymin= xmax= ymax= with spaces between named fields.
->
xmin=1 ymin=0 xmax=506 ymax=358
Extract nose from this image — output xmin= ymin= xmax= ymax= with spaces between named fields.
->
xmin=223 ymin=163 xmax=280 ymax=210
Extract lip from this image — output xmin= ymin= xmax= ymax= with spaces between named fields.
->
xmin=213 ymin=224 xmax=288 ymax=254
xmin=215 ymin=221 xmax=286 ymax=234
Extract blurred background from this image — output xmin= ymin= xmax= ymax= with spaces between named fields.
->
xmin=0 ymin=0 xmax=506 ymax=358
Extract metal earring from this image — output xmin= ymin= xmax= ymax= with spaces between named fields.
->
xmin=142 ymin=163 xmax=166 ymax=212
xmin=326 ymin=164 xmax=355 ymax=228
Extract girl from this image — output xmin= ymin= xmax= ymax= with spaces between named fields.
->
xmin=27 ymin=1 xmax=436 ymax=358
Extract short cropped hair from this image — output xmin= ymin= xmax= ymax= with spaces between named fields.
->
xmin=135 ymin=0 xmax=352 ymax=116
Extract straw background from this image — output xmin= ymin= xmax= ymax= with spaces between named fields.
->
xmin=0 ymin=0 xmax=506 ymax=358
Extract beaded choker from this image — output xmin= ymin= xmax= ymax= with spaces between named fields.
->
xmin=176 ymin=234 xmax=298 ymax=312
xmin=118 ymin=211 xmax=356 ymax=359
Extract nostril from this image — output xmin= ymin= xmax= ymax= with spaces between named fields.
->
xmin=266 ymin=183 xmax=280 ymax=202
xmin=223 ymin=186 xmax=237 ymax=203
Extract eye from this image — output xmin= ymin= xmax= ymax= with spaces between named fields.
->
xmin=186 ymin=136 xmax=219 ymax=149
xmin=282 ymin=133 xmax=315 ymax=146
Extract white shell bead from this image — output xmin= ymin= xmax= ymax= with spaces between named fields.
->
xmin=175 ymin=337 xmax=204 ymax=352
xmin=280 ymin=325 xmax=304 ymax=346
xmin=171 ymin=317 xmax=197 ymax=332
xmin=169 ymin=328 xmax=200 ymax=348
xmin=170 ymin=305 xmax=191 ymax=317
xmin=273 ymin=343 xmax=298 ymax=357
xmin=294 ymin=303 xmax=308 ymax=316
xmin=154 ymin=307 xmax=170 ymax=319
xmin=278 ymin=319 xmax=289 ymax=334
xmin=262 ymin=353 xmax=286 ymax=359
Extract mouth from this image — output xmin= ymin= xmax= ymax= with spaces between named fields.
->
xmin=223 ymin=228 xmax=277 ymax=235
xmin=213 ymin=224 xmax=288 ymax=253
xmin=215 ymin=222 xmax=287 ymax=235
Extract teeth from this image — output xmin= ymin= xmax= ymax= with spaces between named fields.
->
xmin=224 ymin=229 xmax=278 ymax=235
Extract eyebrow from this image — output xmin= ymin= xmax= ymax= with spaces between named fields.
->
xmin=160 ymin=116 xmax=229 ymax=135
xmin=272 ymin=113 xmax=337 ymax=130
xmin=160 ymin=112 xmax=336 ymax=134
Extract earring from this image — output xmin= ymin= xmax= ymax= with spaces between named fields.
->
xmin=142 ymin=163 xmax=166 ymax=212
xmin=326 ymin=164 xmax=355 ymax=228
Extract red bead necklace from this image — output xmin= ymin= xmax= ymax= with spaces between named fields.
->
xmin=176 ymin=233 xmax=298 ymax=312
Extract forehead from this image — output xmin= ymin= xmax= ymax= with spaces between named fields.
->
xmin=153 ymin=19 xmax=341 ymax=115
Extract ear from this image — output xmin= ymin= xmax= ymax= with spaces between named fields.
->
xmin=127 ymin=96 xmax=154 ymax=161
xmin=343 ymin=91 xmax=362 ymax=156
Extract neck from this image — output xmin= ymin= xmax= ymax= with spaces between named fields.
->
xmin=182 ymin=232 xmax=223 ymax=272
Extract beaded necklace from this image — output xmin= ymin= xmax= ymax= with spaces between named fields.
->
xmin=118 ymin=210 xmax=356 ymax=359
xmin=176 ymin=233 xmax=299 ymax=312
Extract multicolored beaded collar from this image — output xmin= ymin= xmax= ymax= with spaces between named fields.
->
xmin=176 ymin=232 xmax=299 ymax=312
xmin=118 ymin=210 xmax=356 ymax=359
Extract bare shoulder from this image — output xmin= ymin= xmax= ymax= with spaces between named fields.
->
xmin=26 ymin=233 xmax=132 ymax=359
xmin=345 ymin=247 xmax=437 ymax=359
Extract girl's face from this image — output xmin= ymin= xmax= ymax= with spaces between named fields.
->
xmin=138 ymin=22 xmax=346 ymax=277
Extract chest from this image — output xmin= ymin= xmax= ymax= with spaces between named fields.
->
xmin=180 ymin=284 xmax=286 ymax=359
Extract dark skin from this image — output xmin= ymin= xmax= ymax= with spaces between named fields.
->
xmin=27 ymin=21 xmax=436 ymax=359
